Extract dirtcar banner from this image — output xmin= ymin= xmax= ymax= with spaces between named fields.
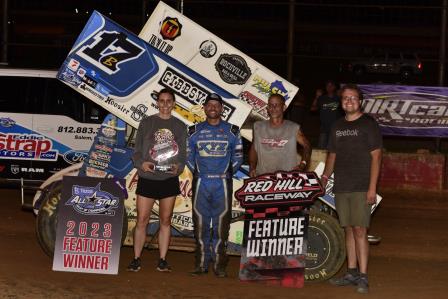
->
xmin=57 ymin=11 xmax=251 ymax=130
xmin=360 ymin=84 xmax=448 ymax=137
xmin=53 ymin=176 xmax=126 ymax=274
xmin=139 ymin=1 xmax=298 ymax=121
xmin=235 ymin=171 xmax=324 ymax=288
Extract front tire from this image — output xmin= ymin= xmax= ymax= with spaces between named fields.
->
xmin=305 ymin=211 xmax=346 ymax=282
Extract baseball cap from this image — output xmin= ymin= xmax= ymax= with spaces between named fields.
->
xmin=204 ymin=93 xmax=223 ymax=105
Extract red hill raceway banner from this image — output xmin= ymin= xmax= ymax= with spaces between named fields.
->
xmin=235 ymin=171 xmax=324 ymax=288
xmin=360 ymin=84 xmax=448 ymax=137
xmin=139 ymin=1 xmax=298 ymax=125
xmin=57 ymin=11 xmax=251 ymax=131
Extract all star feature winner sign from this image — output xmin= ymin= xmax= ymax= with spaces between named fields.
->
xmin=235 ymin=171 xmax=324 ymax=288
xmin=52 ymin=176 xmax=126 ymax=274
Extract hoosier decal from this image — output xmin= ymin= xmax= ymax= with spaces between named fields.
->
xmin=236 ymin=171 xmax=324 ymax=208
xmin=215 ymin=54 xmax=252 ymax=85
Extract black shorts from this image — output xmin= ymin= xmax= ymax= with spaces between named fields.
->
xmin=136 ymin=176 xmax=181 ymax=199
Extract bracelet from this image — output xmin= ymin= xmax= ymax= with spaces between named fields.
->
xmin=300 ymin=160 xmax=307 ymax=166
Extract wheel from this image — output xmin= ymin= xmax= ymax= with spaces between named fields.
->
xmin=36 ymin=180 xmax=128 ymax=257
xmin=36 ymin=182 xmax=62 ymax=257
xmin=305 ymin=211 xmax=346 ymax=282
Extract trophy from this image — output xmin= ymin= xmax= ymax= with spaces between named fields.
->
xmin=149 ymin=129 xmax=179 ymax=172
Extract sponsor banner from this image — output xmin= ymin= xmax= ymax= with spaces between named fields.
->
xmin=57 ymin=11 xmax=251 ymax=130
xmin=235 ymin=171 xmax=324 ymax=287
xmin=0 ymin=112 xmax=98 ymax=180
xmin=360 ymin=84 xmax=448 ymax=137
xmin=139 ymin=1 xmax=298 ymax=120
xmin=53 ymin=176 xmax=126 ymax=274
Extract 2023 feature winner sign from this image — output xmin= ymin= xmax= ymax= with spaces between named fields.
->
xmin=235 ymin=171 xmax=324 ymax=288
xmin=52 ymin=176 xmax=126 ymax=274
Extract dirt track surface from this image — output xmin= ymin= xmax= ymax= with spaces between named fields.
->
xmin=1 ymin=188 xmax=447 ymax=299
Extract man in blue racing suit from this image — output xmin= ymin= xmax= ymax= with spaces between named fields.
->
xmin=187 ymin=93 xmax=243 ymax=277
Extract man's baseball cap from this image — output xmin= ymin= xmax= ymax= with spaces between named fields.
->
xmin=204 ymin=93 xmax=223 ymax=105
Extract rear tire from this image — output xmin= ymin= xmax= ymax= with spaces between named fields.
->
xmin=36 ymin=180 xmax=128 ymax=257
xmin=305 ymin=211 xmax=346 ymax=282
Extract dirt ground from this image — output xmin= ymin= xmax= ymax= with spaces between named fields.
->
xmin=0 ymin=188 xmax=447 ymax=299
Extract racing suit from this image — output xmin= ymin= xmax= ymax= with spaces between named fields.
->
xmin=187 ymin=120 xmax=243 ymax=272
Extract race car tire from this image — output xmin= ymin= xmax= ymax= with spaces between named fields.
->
xmin=36 ymin=180 xmax=128 ymax=257
xmin=305 ymin=211 xmax=346 ymax=282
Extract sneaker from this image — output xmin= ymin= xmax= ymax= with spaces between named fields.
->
xmin=356 ymin=276 xmax=369 ymax=294
xmin=214 ymin=268 xmax=227 ymax=278
xmin=329 ymin=272 xmax=359 ymax=286
xmin=189 ymin=267 xmax=208 ymax=276
xmin=156 ymin=259 xmax=172 ymax=272
xmin=368 ymin=234 xmax=382 ymax=245
xmin=127 ymin=258 xmax=141 ymax=272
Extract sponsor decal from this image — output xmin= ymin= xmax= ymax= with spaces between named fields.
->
xmin=159 ymin=67 xmax=235 ymax=121
xmin=148 ymin=34 xmax=173 ymax=54
xmin=90 ymin=151 xmax=111 ymax=162
xmin=79 ymin=83 xmax=106 ymax=101
xmin=10 ymin=164 xmax=19 ymax=174
xmin=215 ymin=54 xmax=251 ymax=85
xmin=82 ymin=75 xmax=97 ymax=88
xmin=0 ymin=117 xmax=16 ymax=128
xmin=95 ymin=144 xmax=113 ymax=153
xmin=197 ymin=140 xmax=228 ymax=157
xmin=68 ymin=58 xmax=80 ymax=71
xmin=86 ymin=166 xmax=107 ymax=177
xmin=130 ymin=104 xmax=148 ymax=122
xmin=160 ymin=17 xmax=182 ymax=41
xmin=199 ymin=40 xmax=217 ymax=58
xmin=240 ymin=91 xmax=268 ymax=118
xmin=101 ymin=127 xmax=116 ymax=138
xmin=235 ymin=171 xmax=324 ymax=208
xmin=18 ymin=167 xmax=45 ymax=173
xmin=63 ymin=150 xmax=89 ymax=164
xmin=77 ymin=67 xmax=86 ymax=77
xmin=252 ymin=75 xmax=290 ymax=101
xmin=76 ymin=30 xmax=145 ymax=75
xmin=61 ymin=69 xmax=82 ymax=87
xmin=66 ymin=183 xmax=119 ymax=216
xmin=104 ymin=97 xmax=131 ymax=115
xmin=260 ymin=138 xmax=288 ymax=148
xmin=0 ymin=133 xmax=58 ymax=161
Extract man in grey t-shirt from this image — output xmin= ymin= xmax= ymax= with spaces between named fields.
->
xmin=249 ymin=93 xmax=311 ymax=177
xmin=321 ymin=84 xmax=382 ymax=294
